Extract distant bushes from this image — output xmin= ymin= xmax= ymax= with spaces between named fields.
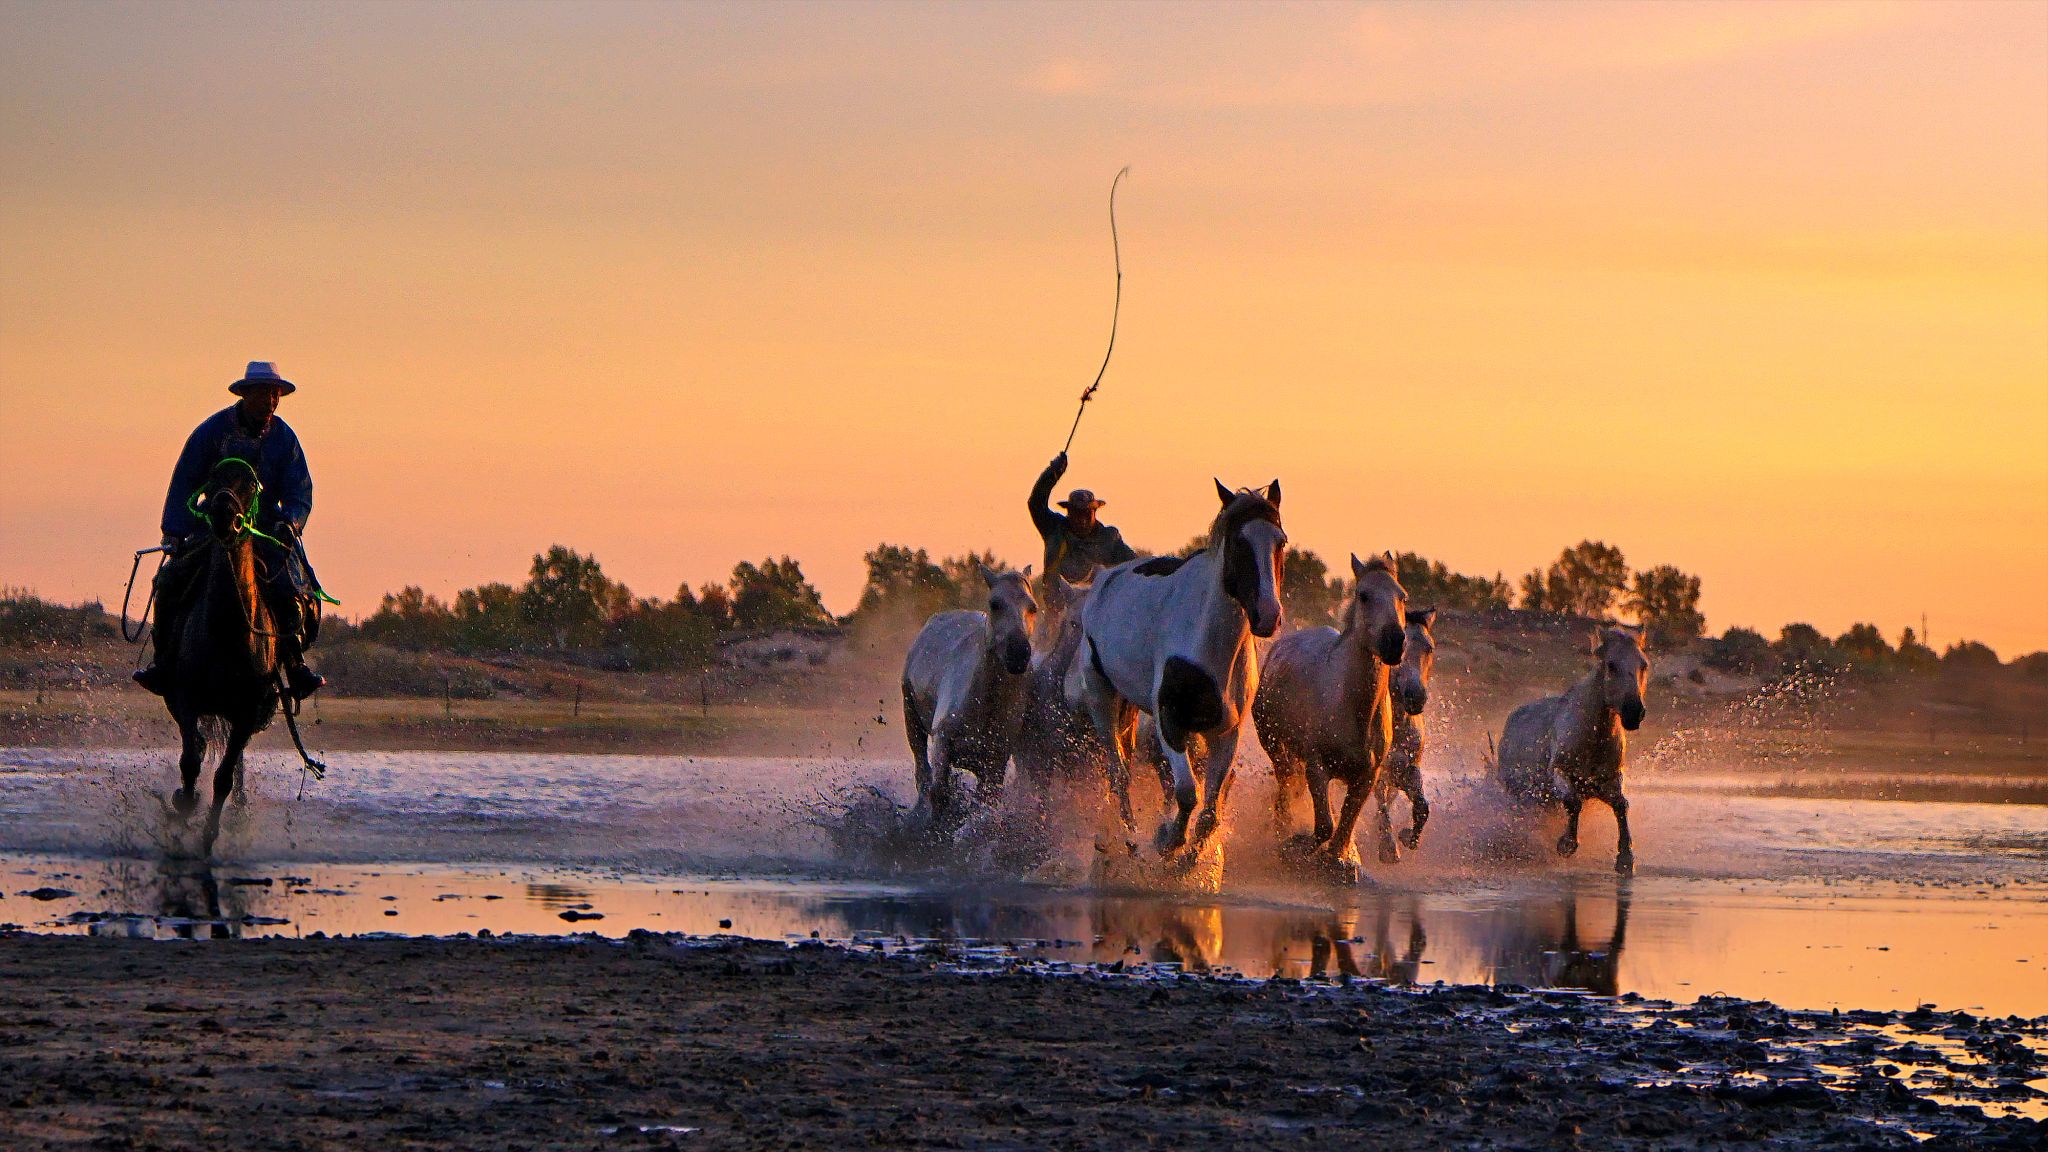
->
xmin=1702 ymin=620 xmax=2008 ymax=680
xmin=0 ymin=589 xmax=115 ymax=648
xmin=355 ymin=546 xmax=831 ymax=671
xmin=319 ymin=643 xmax=497 ymax=699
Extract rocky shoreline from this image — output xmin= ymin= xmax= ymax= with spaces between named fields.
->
xmin=1 ymin=933 xmax=2041 ymax=1150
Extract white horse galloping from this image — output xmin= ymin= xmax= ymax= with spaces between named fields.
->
xmin=1374 ymin=607 xmax=1438 ymax=860
xmin=1492 ymin=626 xmax=1650 ymax=875
xmin=901 ymin=565 xmax=1038 ymax=830
xmin=1067 ymin=480 xmax=1286 ymax=859
xmin=1253 ymin=552 xmax=1409 ymax=868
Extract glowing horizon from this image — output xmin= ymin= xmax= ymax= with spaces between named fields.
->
xmin=2 ymin=1 xmax=2044 ymax=654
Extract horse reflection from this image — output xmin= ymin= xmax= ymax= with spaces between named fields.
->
xmin=1478 ymin=881 xmax=1631 ymax=996
xmin=1089 ymin=900 xmax=1226 ymax=972
xmin=91 ymin=857 xmax=246 ymax=940
xmin=1276 ymin=896 xmax=1429 ymax=983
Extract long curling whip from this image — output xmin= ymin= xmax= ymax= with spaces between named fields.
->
xmin=1060 ymin=165 xmax=1130 ymax=456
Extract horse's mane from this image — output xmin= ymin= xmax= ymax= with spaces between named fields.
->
xmin=1203 ymin=490 xmax=1281 ymax=554
xmin=1358 ymin=553 xmax=1397 ymax=578
xmin=1132 ymin=555 xmax=1187 ymax=577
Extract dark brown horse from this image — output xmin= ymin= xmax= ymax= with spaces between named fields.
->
xmin=161 ymin=457 xmax=285 ymax=854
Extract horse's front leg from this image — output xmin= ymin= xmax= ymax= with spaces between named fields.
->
xmin=1303 ymin=756 xmax=1335 ymax=846
xmin=1185 ymin=725 xmax=1239 ymax=854
xmin=1606 ymin=786 xmax=1634 ymax=875
xmin=1371 ymin=776 xmax=1402 ymax=865
xmin=924 ymin=727 xmax=960 ymax=831
xmin=204 ymin=720 xmax=255 ymax=857
xmin=1555 ymin=787 xmax=1584 ymax=859
xmin=1152 ymin=728 xmax=1197 ymax=856
xmin=1326 ymin=757 xmax=1375 ymax=860
xmin=1078 ymin=669 xmax=1137 ymax=836
xmin=1401 ymin=763 xmax=1430 ymax=852
xmin=1268 ymin=748 xmax=1305 ymax=839
xmin=172 ymin=717 xmax=204 ymax=818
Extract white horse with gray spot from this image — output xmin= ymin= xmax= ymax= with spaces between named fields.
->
xmin=1066 ymin=480 xmax=1286 ymax=868
xmin=900 ymin=565 xmax=1039 ymax=831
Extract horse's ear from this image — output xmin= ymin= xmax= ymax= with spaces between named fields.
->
xmin=1215 ymin=478 xmax=1234 ymax=507
xmin=1086 ymin=563 xmax=1107 ymax=585
xmin=1350 ymin=553 xmax=1368 ymax=579
xmin=1588 ymin=629 xmax=1603 ymax=655
xmin=1410 ymin=607 xmax=1437 ymax=628
xmin=1020 ymin=564 xmax=1033 ymax=579
xmin=1266 ymin=479 xmax=1281 ymax=506
xmin=978 ymin=563 xmax=998 ymax=588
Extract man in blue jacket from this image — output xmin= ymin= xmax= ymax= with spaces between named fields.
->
xmin=134 ymin=361 xmax=326 ymax=700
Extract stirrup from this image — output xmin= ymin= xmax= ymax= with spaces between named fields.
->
xmin=285 ymin=664 xmax=326 ymax=701
xmin=131 ymin=665 xmax=170 ymax=697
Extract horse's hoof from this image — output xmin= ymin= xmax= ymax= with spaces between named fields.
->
xmin=1318 ymin=852 xmax=1362 ymax=887
xmin=1378 ymin=841 xmax=1401 ymax=866
xmin=1615 ymin=854 xmax=1635 ymax=876
xmin=171 ymin=790 xmax=198 ymax=818
xmin=1556 ymin=836 xmax=1579 ymax=858
xmin=1399 ymin=827 xmax=1423 ymax=851
xmin=1154 ymin=823 xmax=1186 ymax=856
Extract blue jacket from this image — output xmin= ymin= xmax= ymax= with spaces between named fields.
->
xmin=160 ymin=406 xmax=314 ymax=539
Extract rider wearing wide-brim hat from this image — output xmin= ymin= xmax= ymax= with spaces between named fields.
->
xmin=133 ymin=361 xmax=326 ymax=701
xmin=1028 ymin=452 xmax=1137 ymax=586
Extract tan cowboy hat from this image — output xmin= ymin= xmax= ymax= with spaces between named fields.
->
xmin=1058 ymin=488 xmax=1106 ymax=511
xmin=229 ymin=361 xmax=297 ymax=396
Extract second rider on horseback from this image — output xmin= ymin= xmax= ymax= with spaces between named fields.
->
xmin=133 ymin=360 xmax=326 ymax=702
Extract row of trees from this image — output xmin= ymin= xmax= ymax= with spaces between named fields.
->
xmin=1512 ymin=540 xmax=1705 ymax=649
xmin=359 ymin=547 xmax=833 ymax=669
xmin=351 ymin=541 xmax=2030 ymax=683
xmin=1704 ymin=621 xmax=2027 ymax=678
xmin=356 ymin=538 xmax=1703 ymax=665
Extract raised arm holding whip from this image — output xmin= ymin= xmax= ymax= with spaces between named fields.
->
xmin=1029 ymin=167 xmax=1138 ymax=585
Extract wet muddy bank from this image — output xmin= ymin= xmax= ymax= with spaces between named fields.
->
xmin=0 ymin=934 xmax=2041 ymax=1150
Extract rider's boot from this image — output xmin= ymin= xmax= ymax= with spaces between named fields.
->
xmin=131 ymin=664 xmax=171 ymax=696
xmin=133 ymin=613 xmax=174 ymax=696
xmin=272 ymin=589 xmax=325 ymax=700
xmin=286 ymin=660 xmax=326 ymax=701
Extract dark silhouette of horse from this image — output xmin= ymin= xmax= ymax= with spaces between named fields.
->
xmin=159 ymin=457 xmax=286 ymax=854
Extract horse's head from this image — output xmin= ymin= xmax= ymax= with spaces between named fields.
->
xmin=1211 ymin=479 xmax=1286 ymax=638
xmin=981 ymin=564 xmax=1038 ymax=675
xmin=1594 ymin=626 xmax=1650 ymax=730
xmin=194 ymin=456 xmax=264 ymax=545
xmin=1035 ymin=570 xmax=1090 ymax=650
xmin=1345 ymin=551 xmax=1409 ymax=666
xmin=1392 ymin=607 xmax=1436 ymax=715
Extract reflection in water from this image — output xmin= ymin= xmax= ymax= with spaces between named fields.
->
xmin=525 ymin=883 xmax=596 ymax=909
xmin=86 ymin=855 xmax=255 ymax=940
xmin=1285 ymin=897 xmax=1431 ymax=983
xmin=1475 ymin=879 xmax=1630 ymax=995
xmin=9 ymin=852 xmax=2045 ymax=1017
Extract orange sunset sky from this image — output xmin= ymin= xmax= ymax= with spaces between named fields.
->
xmin=3 ymin=1 xmax=2045 ymax=654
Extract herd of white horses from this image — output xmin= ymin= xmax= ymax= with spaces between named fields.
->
xmin=901 ymin=479 xmax=1652 ymax=881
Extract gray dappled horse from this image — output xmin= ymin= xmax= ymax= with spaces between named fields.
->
xmin=1253 ymin=552 xmax=1409 ymax=871
xmin=1067 ymin=480 xmax=1286 ymax=861
xmin=161 ymin=457 xmax=284 ymax=856
xmin=1492 ymin=626 xmax=1651 ymax=875
xmin=1373 ymin=607 xmax=1439 ymax=861
xmin=1014 ymin=573 xmax=1171 ymax=806
xmin=901 ymin=566 xmax=1039 ymax=830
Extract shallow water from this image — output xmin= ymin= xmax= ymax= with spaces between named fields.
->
xmin=2 ymin=747 xmax=2045 ymax=1020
